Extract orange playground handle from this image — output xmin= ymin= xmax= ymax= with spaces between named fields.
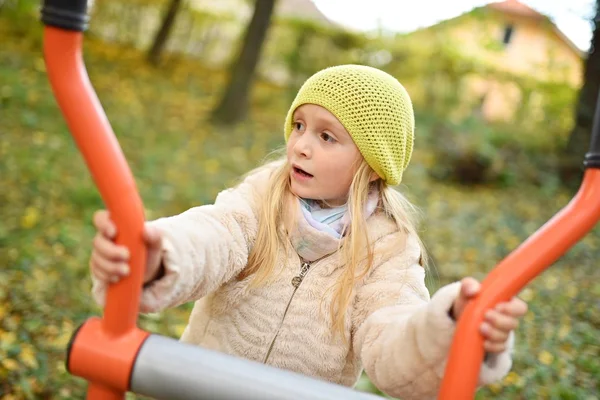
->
xmin=438 ymin=168 xmax=600 ymax=399
xmin=43 ymin=26 xmax=149 ymax=400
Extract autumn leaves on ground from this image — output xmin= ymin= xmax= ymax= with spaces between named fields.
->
xmin=0 ymin=11 xmax=599 ymax=400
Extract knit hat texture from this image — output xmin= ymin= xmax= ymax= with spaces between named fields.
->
xmin=284 ymin=64 xmax=415 ymax=185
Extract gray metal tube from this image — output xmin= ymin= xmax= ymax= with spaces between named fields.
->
xmin=130 ymin=334 xmax=381 ymax=400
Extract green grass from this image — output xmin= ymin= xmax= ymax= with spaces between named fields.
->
xmin=0 ymin=15 xmax=598 ymax=400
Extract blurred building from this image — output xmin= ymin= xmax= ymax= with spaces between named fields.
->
xmin=407 ymin=0 xmax=584 ymax=122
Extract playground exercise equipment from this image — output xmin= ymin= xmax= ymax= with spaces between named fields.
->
xmin=40 ymin=0 xmax=600 ymax=398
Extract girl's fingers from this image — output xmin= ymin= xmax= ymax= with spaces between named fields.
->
xmin=93 ymin=234 xmax=130 ymax=261
xmin=90 ymin=257 xmax=121 ymax=283
xmin=484 ymin=340 xmax=506 ymax=354
xmin=480 ymin=322 xmax=510 ymax=343
xmin=93 ymin=210 xmax=116 ymax=239
xmin=90 ymin=258 xmax=109 ymax=281
xmin=452 ymin=277 xmax=482 ymax=321
xmin=484 ymin=309 xmax=519 ymax=332
xmin=497 ymin=298 xmax=528 ymax=317
xmin=90 ymin=210 xmax=130 ymax=284
xmin=90 ymin=252 xmax=130 ymax=279
xmin=460 ymin=277 xmax=481 ymax=298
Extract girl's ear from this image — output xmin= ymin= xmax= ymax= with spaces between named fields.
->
xmin=369 ymin=170 xmax=381 ymax=183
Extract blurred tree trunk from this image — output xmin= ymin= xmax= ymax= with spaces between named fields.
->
xmin=562 ymin=0 xmax=600 ymax=183
xmin=147 ymin=0 xmax=183 ymax=66
xmin=211 ymin=0 xmax=277 ymax=125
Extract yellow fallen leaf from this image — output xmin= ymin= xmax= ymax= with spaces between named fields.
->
xmin=52 ymin=243 xmax=65 ymax=257
xmin=524 ymin=311 xmax=535 ymax=323
xmin=19 ymin=344 xmax=38 ymax=369
xmin=31 ymin=131 xmax=48 ymax=146
xmin=45 ymin=324 xmax=59 ymax=337
xmin=506 ymin=235 xmax=520 ymax=249
xmin=56 ymin=360 xmax=66 ymax=374
xmin=558 ymin=324 xmax=571 ymax=339
xmin=488 ymin=383 xmax=502 ymax=393
xmin=544 ymin=274 xmax=558 ymax=290
xmin=34 ymin=57 xmax=46 ymax=72
xmin=53 ymin=320 xmax=74 ymax=348
xmin=503 ymin=371 xmax=519 ymax=385
xmin=0 ymin=330 xmax=17 ymax=345
xmin=204 ymin=159 xmax=220 ymax=175
xmin=1 ymin=358 xmax=19 ymax=371
xmin=538 ymin=350 xmax=554 ymax=365
xmin=20 ymin=207 xmax=40 ymax=229
xmin=520 ymin=288 xmax=534 ymax=302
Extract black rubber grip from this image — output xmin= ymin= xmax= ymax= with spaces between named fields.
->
xmin=41 ymin=0 xmax=89 ymax=31
xmin=584 ymin=91 xmax=600 ymax=169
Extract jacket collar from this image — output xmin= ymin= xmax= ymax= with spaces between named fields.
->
xmin=289 ymin=189 xmax=382 ymax=262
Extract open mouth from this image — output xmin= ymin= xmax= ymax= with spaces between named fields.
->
xmin=293 ymin=166 xmax=313 ymax=178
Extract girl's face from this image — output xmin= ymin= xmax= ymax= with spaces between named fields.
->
xmin=287 ymin=104 xmax=362 ymax=207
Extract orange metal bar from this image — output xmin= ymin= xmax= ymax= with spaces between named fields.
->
xmin=43 ymin=26 xmax=149 ymax=399
xmin=438 ymin=168 xmax=600 ymax=399
xmin=87 ymin=385 xmax=124 ymax=400
xmin=68 ymin=318 xmax=149 ymax=390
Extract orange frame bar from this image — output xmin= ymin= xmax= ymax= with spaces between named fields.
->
xmin=43 ymin=26 xmax=149 ymax=399
xmin=439 ymin=168 xmax=600 ymax=398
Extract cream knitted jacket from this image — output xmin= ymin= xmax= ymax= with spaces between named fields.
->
xmin=92 ymin=163 xmax=513 ymax=399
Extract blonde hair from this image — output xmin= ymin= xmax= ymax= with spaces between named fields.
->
xmin=239 ymin=153 xmax=427 ymax=339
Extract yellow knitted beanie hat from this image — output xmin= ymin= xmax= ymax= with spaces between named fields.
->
xmin=284 ymin=65 xmax=415 ymax=185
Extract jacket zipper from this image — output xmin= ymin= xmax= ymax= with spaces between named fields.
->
xmin=263 ymin=259 xmax=312 ymax=364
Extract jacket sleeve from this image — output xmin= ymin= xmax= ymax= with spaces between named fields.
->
xmin=92 ymin=163 xmax=277 ymax=313
xmin=352 ymin=233 xmax=514 ymax=399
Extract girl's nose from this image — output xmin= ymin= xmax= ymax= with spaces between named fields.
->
xmin=294 ymin=133 xmax=312 ymax=158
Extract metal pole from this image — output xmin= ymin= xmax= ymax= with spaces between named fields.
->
xmin=130 ymin=335 xmax=381 ymax=400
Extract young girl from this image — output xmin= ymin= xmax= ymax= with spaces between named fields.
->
xmin=89 ymin=65 xmax=527 ymax=399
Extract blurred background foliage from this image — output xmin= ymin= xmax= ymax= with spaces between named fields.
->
xmin=0 ymin=0 xmax=599 ymax=398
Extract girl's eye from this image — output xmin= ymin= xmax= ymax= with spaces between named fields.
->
xmin=294 ymin=122 xmax=305 ymax=132
xmin=321 ymin=132 xmax=336 ymax=143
